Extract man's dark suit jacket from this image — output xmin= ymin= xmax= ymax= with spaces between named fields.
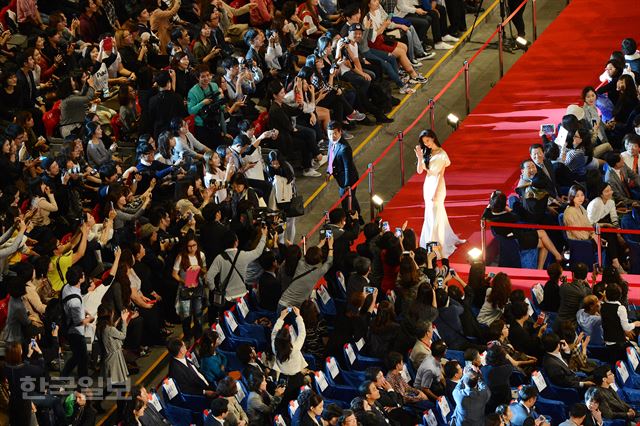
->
xmin=542 ymin=353 xmax=581 ymax=389
xmin=199 ymin=220 xmax=230 ymax=263
xmin=147 ymin=89 xmax=187 ymax=137
xmin=508 ymin=320 xmax=543 ymax=359
xmin=258 ymin=271 xmax=281 ymax=311
xmin=446 ymin=379 xmax=459 ymax=408
xmin=347 ymin=273 xmax=368 ymax=297
xmin=535 ymin=159 xmax=559 ymax=197
xmin=168 ymin=357 xmax=211 ymax=395
xmin=331 ymin=138 xmax=359 ymax=188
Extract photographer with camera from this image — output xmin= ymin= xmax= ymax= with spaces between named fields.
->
xmin=187 ymin=64 xmax=226 ymax=149
xmin=206 ymin=225 xmax=267 ymax=315
xmin=277 ymin=235 xmax=333 ymax=310
xmin=323 ymin=207 xmax=361 ymax=297
xmin=266 ymin=149 xmax=298 ymax=244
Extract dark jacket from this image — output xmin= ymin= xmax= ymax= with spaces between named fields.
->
xmin=557 ymin=280 xmax=592 ymax=324
xmin=147 ymin=89 xmax=187 ymax=137
xmin=508 ymin=320 xmax=543 ymax=359
xmin=330 ymin=137 xmax=359 ymax=188
xmin=540 ymin=279 xmax=560 ymax=312
xmin=168 ymin=357 xmax=212 ymax=396
xmin=434 ymin=298 xmax=467 ymax=350
xmin=542 ymin=353 xmax=581 ymax=389
xmin=258 ymin=271 xmax=281 ymax=312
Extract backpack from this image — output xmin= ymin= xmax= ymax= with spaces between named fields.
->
xmin=44 ymin=286 xmax=82 ymax=337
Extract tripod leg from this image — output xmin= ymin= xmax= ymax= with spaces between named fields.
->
xmin=467 ymin=0 xmax=487 ymax=42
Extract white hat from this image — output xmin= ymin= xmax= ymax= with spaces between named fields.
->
xmin=566 ymin=104 xmax=585 ymax=121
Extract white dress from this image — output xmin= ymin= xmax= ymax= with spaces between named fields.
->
xmin=419 ymin=149 xmax=462 ymax=258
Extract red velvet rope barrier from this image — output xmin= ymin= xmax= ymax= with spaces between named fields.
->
xmin=485 ymin=220 xmax=640 ymax=235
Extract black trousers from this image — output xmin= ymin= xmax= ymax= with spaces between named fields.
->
xmin=507 ymin=0 xmax=526 ymax=36
xmin=62 ymin=332 xmax=88 ymax=378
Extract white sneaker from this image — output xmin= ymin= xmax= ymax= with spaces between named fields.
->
xmin=399 ymin=85 xmax=416 ymax=94
xmin=303 ymin=168 xmax=322 ymax=177
xmin=315 ymin=154 xmax=328 ymax=167
xmin=343 ymin=131 xmax=354 ymax=140
xmin=410 ymin=59 xmax=423 ymax=67
xmin=442 ymin=34 xmax=460 ymax=42
xmin=435 ymin=41 xmax=454 ymax=50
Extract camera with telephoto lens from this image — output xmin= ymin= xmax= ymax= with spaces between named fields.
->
xmin=253 ymin=208 xmax=285 ymax=234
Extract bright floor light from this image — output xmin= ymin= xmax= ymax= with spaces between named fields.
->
xmin=372 ymin=194 xmax=384 ymax=206
xmin=468 ymin=247 xmax=483 ymax=260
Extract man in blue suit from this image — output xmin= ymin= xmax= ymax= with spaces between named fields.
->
xmin=451 ymin=370 xmax=490 ymax=426
xmin=510 ymin=385 xmax=549 ymax=426
xmin=326 ymin=120 xmax=361 ymax=215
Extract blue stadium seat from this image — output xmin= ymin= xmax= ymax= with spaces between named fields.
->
xmin=491 ymin=229 xmax=538 ymax=268
xmin=342 ymin=342 xmax=384 ymax=371
xmin=325 ymin=356 xmax=366 ymax=388
xmin=536 ymin=396 xmax=567 ymax=426
xmin=558 ymin=213 xmax=600 ymax=271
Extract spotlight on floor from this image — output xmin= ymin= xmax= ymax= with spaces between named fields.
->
xmin=372 ymin=194 xmax=384 ymax=213
xmin=467 ymin=247 xmax=483 ymax=262
xmin=447 ymin=113 xmax=460 ymax=130
xmin=515 ymin=36 xmax=529 ymax=51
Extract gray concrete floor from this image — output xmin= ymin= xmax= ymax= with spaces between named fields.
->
xmin=293 ymin=0 xmax=567 ymax=243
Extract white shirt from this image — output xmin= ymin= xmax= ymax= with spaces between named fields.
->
xmin=586 ymin=197 xmax=618 ymax=226
xmin=242 ymin=138 xmax=265 ymax=181
xmin=621 ymin=151 xmax=640 ymax=174
xmin=339 ymin=41 xmax=359 ymax=75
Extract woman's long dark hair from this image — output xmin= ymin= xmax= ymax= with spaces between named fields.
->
xmin=370 ymin=301 xmax=397 ymax=333
xmin=418 ymin=129 xmax=441 ymax=169
xmin=96 ymin=303 xmax=115 ymax=339
xmin=378 ymin=232 xmax=402 ymax=267
xmin=282 ymin=245 xmax=302 ymax=277
xmin=487 ymin=272 xmax=511 ymax=309
xmin=116 ymin=250 xmax=134 ymax=306
xmin=179 ymin=236 xmax=205 ymax=272
xmin=274 ymin=326 xmax=293 ymax=363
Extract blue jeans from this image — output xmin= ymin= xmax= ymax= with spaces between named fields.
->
xmin=363 ymin=50 xmax=404 ymax=88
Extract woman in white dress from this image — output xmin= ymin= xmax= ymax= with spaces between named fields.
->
xmin=415 ymin=130 xmax=464 ymax=258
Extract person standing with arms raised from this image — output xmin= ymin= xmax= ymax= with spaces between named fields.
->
xmin=415 ymin=129 xmax=464 ymax=258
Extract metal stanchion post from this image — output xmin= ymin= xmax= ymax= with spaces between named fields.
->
xmin=532 ymin=0 xmax=538 ymax=41
xmin=347 ymin=187 xmax=353 ymax=212
xmin=398 ymin=131 xmax=405 ymax=186
xmin=464 ymin=60 xmax=470 ymax=115
xmin=368 ymin=163 xmax=375 ymax=221
xmin=302 ymin=236 xmax=306 ymax=254
xmin=498 ymin=24 xmax=505 ymax=78
xmin=429 ymin=99 xmax=436 ymax=130
xmin=481 ymin=218 xmax=486 ymax=263
xmin=595 ymin=224 xmax=603 ymax=267
xmin=463 ymin=60 xmax=471 ymax=115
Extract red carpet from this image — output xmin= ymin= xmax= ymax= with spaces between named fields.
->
xmin=380 ymin=0 xmax=640 ymax=299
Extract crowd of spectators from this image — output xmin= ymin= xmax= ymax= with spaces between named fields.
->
xmin=4 ymin=1 xmax=638 ymax=426
xmin=481 ymin=36 xmax=640 ymax=274
xmin=0 ymin=0 xmax=478 ymax=423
